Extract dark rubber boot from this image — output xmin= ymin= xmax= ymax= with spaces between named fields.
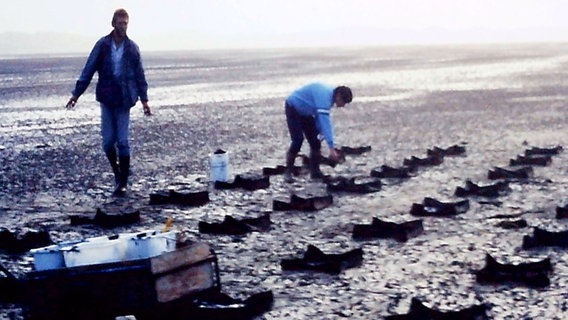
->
xmin=284 ymin=150 xmax=297 ymax=183
xmin=310 ymin=150 xmax=324 ymax=180
xmin=113 ymin=156 xmax=130 ymax=197
xmin=106 ymin=149 xmax=121 ymax=186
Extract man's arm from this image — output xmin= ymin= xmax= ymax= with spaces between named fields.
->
xmin=132 ymin=42 xmax=150 ymax=115
xmin=316 ymin=110 xmax=334 ymax=149
xmin=316 ymin=112 xmax=343 ymax=162
xmin=66 ymin=40 xmax=102 ymax=108
xmin=132 ymin=43 xmax=149 ymax=103
xmin=313 ymin=86 xmax=335 ymax=149
xmin=314 ymin=86 xmax=343 ymax=161
xmin=73 ymin=41 xmax=102 ymax=98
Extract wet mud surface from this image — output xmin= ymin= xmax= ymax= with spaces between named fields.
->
xmin=2 ymin=44 xmax=568 ymax=319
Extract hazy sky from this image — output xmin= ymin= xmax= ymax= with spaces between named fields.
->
xmin=2 ymin=0 xmax=568 ymax=49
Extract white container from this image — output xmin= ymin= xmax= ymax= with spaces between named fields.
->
xmin=30 ymin=240 xmax=85 ymax=271
xmin=124 ymin=230 xmax=177 ymax=260
xmin=31 ymin=245 xmax=65 ymax=271
xmin=210 ymin=150 xmax=230 ymax=182
xmin=63 ymin=237 xmax=127 ymax=268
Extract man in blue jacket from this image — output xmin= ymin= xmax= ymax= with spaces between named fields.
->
xmin=65 ymin=8 xmax=151 ymax=196
xmin=284 ymin=83 xmax=352 ymax=181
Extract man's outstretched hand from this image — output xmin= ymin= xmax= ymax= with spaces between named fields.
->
xmin=65 ymin=96 xmax=78 ymax=109
xmin=329 ymin=148 xmax=345 ymax=164
xmin=142 ymin=101 xmax=152 ymax=116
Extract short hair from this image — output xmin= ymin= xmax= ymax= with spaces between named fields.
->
xmin=111 ymin=8 xmax=129 ymax=26
xmin=334 ymin=86 xmax=353 ymax=103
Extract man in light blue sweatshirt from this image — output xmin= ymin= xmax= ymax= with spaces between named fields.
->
xmin=284 ymin=83 xmax=353 ymax=181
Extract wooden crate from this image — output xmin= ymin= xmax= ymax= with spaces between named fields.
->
xmin=22 ymin=242 xmax=220 ymax=320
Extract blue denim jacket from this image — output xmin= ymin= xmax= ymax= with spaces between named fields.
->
xmin=72 ymin=33 xmax=148 ymax=108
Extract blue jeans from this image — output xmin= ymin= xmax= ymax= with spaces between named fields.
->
xmin=100 ymin=104 xmax=131 ymax=157
xmin=285 ymin=102 xmax=321 ymax=154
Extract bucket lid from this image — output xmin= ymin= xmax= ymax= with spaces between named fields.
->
xmin=214 ymin=149 xmax=226 ymax=154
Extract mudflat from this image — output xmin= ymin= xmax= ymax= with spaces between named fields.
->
xmin=1 ymin=44 xmax=568 ymax=319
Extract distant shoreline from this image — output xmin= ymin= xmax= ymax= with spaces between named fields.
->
xmin=3 ymin=41 xmax=568 ymax=61
xmin=1 ymin=30 xmax=568 ymax=59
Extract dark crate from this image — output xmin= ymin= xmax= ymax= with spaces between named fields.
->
xmin=21 ymin=242 xmax=220 ymax=320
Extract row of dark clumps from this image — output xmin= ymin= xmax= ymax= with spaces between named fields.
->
xmin=195 ymin=145 xmax=462 ymax=218
xmin=271 ymin=145 xmax=466 ymax=210
xmin=145 ymin=144 xmax=460 ymax=209
xmin=74 ymin=146 xmax=568 ymax=227
xmin=144 ymin=146 xmax=377 ymax=208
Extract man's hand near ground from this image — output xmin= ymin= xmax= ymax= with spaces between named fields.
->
xmin=65 ymin=96 xmax=78 ymax=109
xmin=329 ymin=148 xmax=345 ymax=163
xmin=142 ymin=101 xmax=152 ymax=116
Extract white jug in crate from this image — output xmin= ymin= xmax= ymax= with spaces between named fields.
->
xmin=210 ymin=149 xmax=230 ymax=182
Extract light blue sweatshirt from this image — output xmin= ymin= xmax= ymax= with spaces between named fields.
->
xmin=286 ymin=82 xmax=335 ymax=148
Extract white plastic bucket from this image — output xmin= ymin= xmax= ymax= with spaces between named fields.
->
xmin=30 ymin=239 xmax=84 ymax=271
xmin=31 ymin=245 xmax=65 ymax=271
xmin=124 ymin=230 xmax=177 ymax=260
xmin=210 ymin=150 xmax=230 ymax=182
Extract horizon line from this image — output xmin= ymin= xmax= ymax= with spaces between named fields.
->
xmin=2 ymin=39 xmax=568 ymax=59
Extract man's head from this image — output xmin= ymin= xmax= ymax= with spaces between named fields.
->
xmin=333 ymin=86 xmax=352 ymax=108
xmin=111 ymin=8 xmax=129 ymax=38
